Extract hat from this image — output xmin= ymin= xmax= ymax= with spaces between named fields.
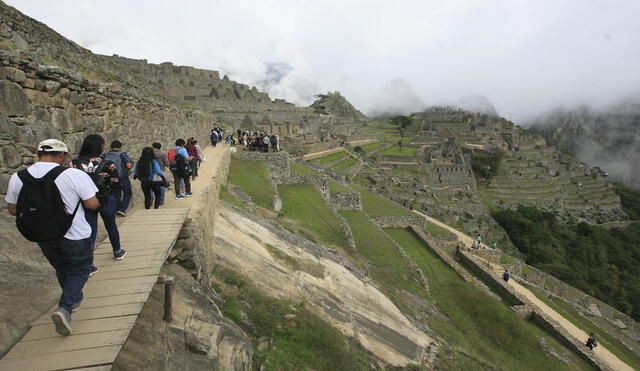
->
xmin=37 ymin=139 xmax=69 ymax=153
xmin=110 ymin=140 xmax=123 ymax=148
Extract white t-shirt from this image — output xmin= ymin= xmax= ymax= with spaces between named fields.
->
xmin=5 ymin=162 xmax=98 ymax=240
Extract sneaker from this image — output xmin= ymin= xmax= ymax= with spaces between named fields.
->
xmin=51 ymin=307 xmax=72 ymax=336
xmin=114 ymin=249 xmax=127 ymax=260
xmin=71 ymin=296 xmax=85 ymax=313
xmin=185 ymin=192 xmax=193 ymax=198
xmin=116 ymin=210 xmax=126 ymax=217
xmin=175 ymin=194 xmax=184 ymax=199
xmin=89 ymin=266 xmax=98 ymax=277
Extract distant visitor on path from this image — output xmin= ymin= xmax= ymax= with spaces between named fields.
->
xmin=5 ymin=139 xmax=99 ymax=336
xmin=134 ymin=147 xmax=165 ymax=209
xmin=586 ymin=333 xmax=598 ymax=350
xmin=502 ymin=269 xmax=510 ymax=282
xmin=152 ymin=142 xmax=170 ymax=206
xmin=491 ymin=241 xmax=497 ymax=249
xmin=104 ymin=140 xmax=133 ymax=217
xmin=169 ymin=138 xmax=193 ymax=199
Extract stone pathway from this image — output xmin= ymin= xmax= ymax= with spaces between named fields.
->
xmin=411 ymin=209 xmax=633 ymax=371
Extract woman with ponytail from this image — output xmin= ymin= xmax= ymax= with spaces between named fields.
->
xmin=133 ymin=147 xmax=164 ymax=209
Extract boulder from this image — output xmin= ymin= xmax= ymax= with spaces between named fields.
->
xmin=0 ymin=114 xmax=18 ymax=139
xmin=0 ymin=80 xmax=30 ymax=116
xmin=0 ymin=67 xmax=26 ymax=83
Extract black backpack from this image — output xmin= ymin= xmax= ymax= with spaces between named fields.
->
xmin=15 ymin=166 xmax=81 ymax=242
xmin=172 ymin=153 xmax=190 ymax=175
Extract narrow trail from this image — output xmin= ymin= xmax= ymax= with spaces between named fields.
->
xmin=411 ymin=209 xmax=633 ymax=371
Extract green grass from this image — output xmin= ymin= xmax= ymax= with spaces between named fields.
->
xmin=386 ymin=228 xmax=593 ymax=370
xmin=227 ymin=158 xmax=274 ymax=210
xmin=359 ymin=141 xmax=386 ymax=151
xmin=500 ymin=252 xmax=515 ymax=265
xmin=264 ymin=244 xmax=301 ymax=270
xmin=290 ymin=161 xmax=317 ymax=175
xmin=351 ymin=184 xmax=414 ymax=217
xmin=328 ymin=179 xmax=351 ymax=193
xmin=312 ymin=151 xmax=347 ymax=164
xmin=278 ymin=184 xmax=348 ymax=248
xmin=218 ymin=184 xmax=243 ymax=208
xmin=425 ymin=222 xmax=456 ymax=239
xmin=523 ymin=284 xmax=640 ymax=370
xmin=331 ymin=156 xmax=359 ymax=172
xmin=377 ymin=145 xmax=419 ymax=156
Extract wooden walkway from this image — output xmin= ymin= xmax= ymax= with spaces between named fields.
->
xmin=0 ymin=208 xmax=190 ymax=371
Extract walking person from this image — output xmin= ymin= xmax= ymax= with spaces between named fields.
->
xmin=73 ymin=134 xmax=127 ymax=275
xmin=104 ymin=140 xmax=133 ymax=217
xmin=152 ymin=142 xmax=170 ymax=205
xmin=586 ymin=333 xmax=598 ymax=350
xmin=5 ymin=139 xmax=99 ymax=335
xmin=185 ymin=138 xmax=200 ymax=181
xmin=170 ymin=139 xmax=192 ymax=199
xmin=134 ymin=147 xmax=165 ymax=209
xmin=502 ymin=269 xmax=510 ymax=282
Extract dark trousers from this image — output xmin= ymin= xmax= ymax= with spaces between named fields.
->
xmin=85 ymin=195 xmax=121 ymax=253
xmin=189 ymin=159 xmax=199 ymax=178
xmin=173 ymin=172 xmax=191 ymax=195
xmin=38 ymin=238 xmax=92 ymax=312
xmin=114 ymin=176 xmax=132 ymax=212
xmin=141 ymin=180 xmax=162 ymax=209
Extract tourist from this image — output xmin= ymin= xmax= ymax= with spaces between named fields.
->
xmin=185 ymin=138 xmax=200 ymax=181
xmin=491 ymin=241 xmax=497 ymax=249
xmin=502 ymin=269 xmax=510 ymax=282
xmin=262 ymin=134 xmax=271 ymax=152
xmin=105 ymin=140 xmax=133 ymax=217
xmin=210 ymin=129 xmax=219 ymax=147
xmin=194 ymin=140 xmax=205 ymax=162
xmin=152 ymin=142 xmax=170 ymax=205
xmin=133 ymin=147 xmax=165 ymax=209
xmin=585 ymin=333 xmax=598 ymax=350
xmin=73 ymin=134 xmax=127 ymax=275
xmin=170 ymin=138 xmax=192 ymax=199
xmin=5 ymin=139 xmax=99 ymax=336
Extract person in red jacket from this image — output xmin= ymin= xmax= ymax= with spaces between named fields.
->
xmin=185 ymin=138 xmax=200 ymax=181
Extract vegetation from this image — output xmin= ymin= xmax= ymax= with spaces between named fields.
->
xmin=425 ymin=222 xmax=456 ymax=239
xmin=264 ymin=244 xmax=301 ymax=270
xmin=331 ymin=156 xmax=359 ymax=172
xmin=471 ymin=149 xmax=504 ymax=182
xmin=351 ymin=184 xmax=414 ymax=217
xmin=523 ymin=283 xmax=640 ymax=370
xmin=227 ymin=158 xmax=274 ymax=210
xmin=391 ymin=115 xmax=413 ymax=151
xmin=327 ymin=179 xmax=351 ymax=193
xmin=214 ymin=267 xmax=372 ymax=370
xmin=613 ymin=182 xmax=640 ymax=219
xmin=290 ymin=161 xmax=317 ymax=175
xmin=359 ymin=141 xmax=386 ymax=152
xmin=312 ymin=150 xmax=347 ymax=163
xmin=218 ymin=184 xmax=243 ymax=208
xmin=377 ymin=145 xmax=419 ymax=156
xmin=493 ymin=205 xmax=640 ymax=320
xmin=278 ymin=184 xmax=348 ymax=248
xmin=386 ymin=228 xmax=592 ymax=370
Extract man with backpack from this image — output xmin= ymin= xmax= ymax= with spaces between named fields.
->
xmin=104 ymin=140 xmax=133 ymax=217
xmin=5 ymin=139 xmax=100 ymax=336
xmin=168 ymin=138 xmax=192 ymax=199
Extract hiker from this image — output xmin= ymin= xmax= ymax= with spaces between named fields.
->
xmin=152 ymin=142 xmax=170 ymax=205
xmin=471 ymin=240 xmax=479 ymax=249
xmin=5 ymin=139 xmax=99 ymax=336
xmin=104 ymin=140 xmax=133 ymax=217
xmin=133 ymin=147 xmax=165 ymax=209
xmin=169 ymin=138 xmax=192 ymax=199
xmin=491 ymin=241 xmax=497 ymax=249
xmin=210 ymin=129 xmax=219 ymax=147
xmin=73 ymin=134 xmax=127 ymax=275
xmin=502 ymin=269 xmax=510 ymax=282
xmin=185 ymin=138 xmax=200 ymax=181
xmin=263 ymin=134 xmax=271 ymax=152
xmin=586 ymin=333 xmax=598 ymax=350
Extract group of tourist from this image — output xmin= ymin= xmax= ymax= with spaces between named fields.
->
xmin=235 ymin=129 xmax=280 ymax=152
xmin=3 ymin=130 xmax=211 ymax=336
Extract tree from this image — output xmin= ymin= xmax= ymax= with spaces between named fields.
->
xmin=391 ymin=115 xmax=412 ymax=152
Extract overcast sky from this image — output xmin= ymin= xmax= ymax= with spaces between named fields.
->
xmin=7 ymin=0 xmax=640 ymax=123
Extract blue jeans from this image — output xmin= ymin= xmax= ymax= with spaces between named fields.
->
xmin=115 ymin=176 xmax=132 ymax=212
xmin=38 ymin=238 xmax=92 ymax=312
xmin=85 ymin=195 xmax=121 ymax=253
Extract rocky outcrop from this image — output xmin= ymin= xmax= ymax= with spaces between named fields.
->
xmin=310 ymin=91 xmax=366 ymax=120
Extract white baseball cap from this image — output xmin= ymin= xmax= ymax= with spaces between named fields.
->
xmin=37 ymin=139 xmax=69 ymax=153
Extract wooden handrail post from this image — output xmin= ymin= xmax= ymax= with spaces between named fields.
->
xmin=157 ymin=276 xmax=175 ymax=322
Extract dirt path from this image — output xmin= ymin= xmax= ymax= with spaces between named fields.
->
xmin=411 ymin=210 xmax=633 ymax=371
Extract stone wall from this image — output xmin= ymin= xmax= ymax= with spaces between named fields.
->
xmin=408 ymin=226 xmax=474 ymax=283
xmin=329 ymin=192 xmax=362 ymax=210
xmin=372 ymin=216 xmax=425 ymax=229
xmin=232 ymin=150 xmax=291 ymax=179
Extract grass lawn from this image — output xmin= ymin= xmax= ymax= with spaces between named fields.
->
xmin=328 ymin=179 xmax=351 ymax=193
xmin=386 ymin=228 xmax=593 ymax=370
xmin=218 ymin=184 xmax=243 ymax=208
xmin=359 ymin=142 xmax=386 ymax=151
xmin=351 ymin=184 xmax=414 ymax=217
xmin=331 ymin=156 xmax=359 ymax=172
xmin=377 ymin=145 xmax=419 ymax=156
xmin=312 ymin=151 xmax=347 ymax=164
xmin=278 ymin=184 xmax=348 ymax=248
xmin=425 ymin=222 xmax=456 ymax=239
xmin=523 ymin=283 xmax=640 ymax=370
xmin=227 ymin=158 xmax=274 ymax=210
xmin=290 ymin=161 xmax=317 ymax=175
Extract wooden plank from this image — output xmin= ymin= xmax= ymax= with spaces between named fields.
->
xmin=88 ymin=267 xmax=159 ymax=281
xmin=95 ymin=261 xmax=163 ymax=273
xmin=83 ymin=283 xmax=153 ymax=298
xmin=0 ymin=345 xmax=120 ymax=371
xmin=85 ymin=276 xmax=158 ymax=289
xmin=93 ymin=246 xmax=161 ymax=255
xmin=4 ymin=329 xmax=129 ymax=360
xmin=33 ymin=303 xmax=143 ymax=325
xmin=22 ymin=316 xmax=137 ymax=342
xmin=92 ymin=255 xmax=164 ymax=266
xmin=92 ymin=250 xmax=162 ymax=262
xmin=72 ymin=366 xmax=112 ymax=371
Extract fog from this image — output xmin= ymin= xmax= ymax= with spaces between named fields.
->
xmin=6 ymin=0 xmax=640 ymax=123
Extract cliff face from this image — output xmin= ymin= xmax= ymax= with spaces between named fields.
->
xmin=528 ymin=100 xmax=640 ymax=189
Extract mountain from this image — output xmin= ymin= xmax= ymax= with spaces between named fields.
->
xmin=455 ymin=94 xmax=498 ymax=116
xmin=309 ymin=91 xmax=366 ymax=119
xmin=367 ymin=78 xmax=426 ymax=118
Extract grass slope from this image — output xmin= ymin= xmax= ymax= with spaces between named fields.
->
xmin=290 ymin=161 xmax=317 ymax=175
xmin=227 ymin=158 xmax=274 ymax=210
xmin=278 ymin=184 xmax=348 ymax=248
xmin=312 ymin=151 xmax=347 ymax=163
xmin=351 ymin=184 xmax=414 ymax=217
xmin=378 ymin=145 xmax=419 ymax=156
